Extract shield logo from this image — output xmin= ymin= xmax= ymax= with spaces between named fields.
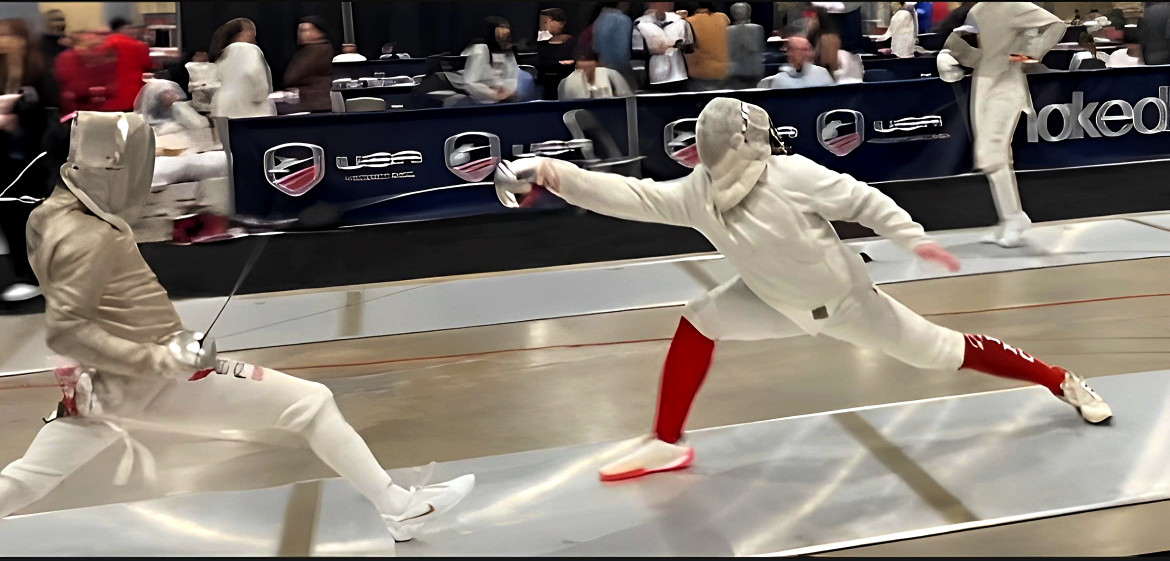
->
xmin=263 ymin=143 xmax=325 ymax=196
xmin=444 ymin=132 xmax=501 ymax=182
xmin=816 ymin=110 xmax=864 ymax=157
xmin=664 ymin=118 xmax=700 ymax=168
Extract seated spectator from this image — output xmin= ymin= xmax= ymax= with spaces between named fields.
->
xmin=558 ymin=49 xmax=632 ymax=99
xmin=453 ymin=16 xmax=521 ymax=104
xmin=759 ymin=36 xmax=834 ymax=89
xmin=1070 ymin=32 xmax=1109 ymax=70
xmin=1108 ymin=28 xmax=1142 ymax=67
xmin=333 ymin=43 xmax=366 ymax=62
xmin=537 ymin=8 xmax=577 ymax=97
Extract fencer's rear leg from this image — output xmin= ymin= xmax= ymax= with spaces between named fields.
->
xmin=0 ymin=420 xmax=120 ymax=518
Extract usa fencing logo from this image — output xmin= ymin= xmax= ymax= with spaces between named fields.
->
xmin=870 ymin=115 xmax=949 ymax=143
xmin=336 ymin=150 xmax=423 ymax=181
xmin=444 ymin=132 xmax=501 ymax=182
xmin=817 ymin=110 xmax=864 ymax=157
xmin=263 ymin=143 xmax=325 ymax=196
xmin=664 ymin=118 xmax=699 ymax=168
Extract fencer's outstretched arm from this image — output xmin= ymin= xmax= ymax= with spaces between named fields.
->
xmin=42 ymin=226 xmax=186 ymax=380
xmin=780 ymin=155 xmax=930 ymax=250
xmin=1015 ymin=20 xmax=1066 ymax=61
xmin=504 ymin=157 xmax=696 ymax=227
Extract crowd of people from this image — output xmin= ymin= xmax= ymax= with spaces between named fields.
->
xmin=3 ymin=2 xmax=1170 ymax=307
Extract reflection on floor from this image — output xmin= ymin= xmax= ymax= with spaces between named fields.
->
xmin=3 ymin=215 xmax=1170 ymax=377
xmin=1 ymin=370 xmax=1165 ymax=556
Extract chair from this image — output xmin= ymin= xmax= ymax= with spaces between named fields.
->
xmin=345 ymin=97 xmax=386 ymax=112
xmin=330 ymin=91 xmax=346 ymax=113
xmin=562 ymin=109 xmax=643 ymax=176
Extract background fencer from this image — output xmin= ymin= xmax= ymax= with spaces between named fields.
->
xmin=0 ymin=112 xmax=473 ymax=544
xmin=937 ymin=3 xmax=1066 ymax=247
xmin=496 ymin=97 xmax=1111 ymax=482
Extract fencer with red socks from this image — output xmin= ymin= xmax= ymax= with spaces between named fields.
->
xmin=496 ymin=98 xmax=1111 ymax=482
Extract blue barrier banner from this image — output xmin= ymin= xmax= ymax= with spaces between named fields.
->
xmin=228 ymin=98 xmax=629 ymax=226
xmin=636 ymin=79 xmax=973 ymax=183
xmin=1015 ymin=66 xmax=1170 ymax=170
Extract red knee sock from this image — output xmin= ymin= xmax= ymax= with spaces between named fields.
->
xmin=653 ymin=318 xmax=716 ymax=444
xmin=960 ymin=334 xmax=1064 ymax=395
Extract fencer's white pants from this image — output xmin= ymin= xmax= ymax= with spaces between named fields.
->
xmin=151 ymin=151 xmax=229 ymax=187
xmin=972 ymin=78 xmax=1028 ymax=225
xmin=0 ymin=363 xmax=400 ymax=518
xmin=682 ymin=276 xmax=966 ymax=372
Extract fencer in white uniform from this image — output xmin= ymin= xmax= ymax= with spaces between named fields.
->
xmin=497 ymin=98 xmax=1111 ymax=482
xmin=937 ymin=3 xmax=1066 ymax=247
xmin=0 ymin=112 xmax=473 ymax=543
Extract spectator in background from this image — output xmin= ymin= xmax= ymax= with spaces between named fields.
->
xmin=726 ymin=2 xmax=765 ymax=88
xmin=760 ymin=35 xmax=833 ymax=88
xmin=333 ymin=43 xmax=366 ymax=62
xmin=878 ymin=2 xmax=918 ymax=58
xmin=536 ymin=8 xmax=577 ymax=97
xmin=684 ymin=3 xmax=730 ymax=91
xmin=806 ymin=5 xmax=843 ymax=74
xmin=455 ymin=16 xmax=522 ymax=104
xmin=933 ymin=1 xmax=977 ymax=41
xmin=283 ymin=16 xmax=333 ymax=113
xmin=915 ymin=1 xmax=932 ymax=33
xmin=1109 ymin=27 xmax=1143 ymax=67
xmin=208 ymin=18 xmax=276 ymax=119
xmin=558 ymin=49 xmax=632 ymax=99
xmin=1140 ymin=2 xmax=1170 ymax=65
xmin=41 ymin=9 xmax=68 ymax=63
xmin=1069 ymin=32 xmax=1108 ymax=70
xmin=592 ymin=2 xmax=636 ymax=86
xmin=54 ymin=30 xmax=117 ymax=114
xmin=0 ymin=18 xmax=54 ymax=303
xmin=101 ymin=17 xmax=153 ymax=112
xmin=635 ymin=2 xmax=695 ymax=91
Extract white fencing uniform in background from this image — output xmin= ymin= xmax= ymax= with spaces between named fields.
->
xmin=942 ymin=3 xmax=1066 ymax=247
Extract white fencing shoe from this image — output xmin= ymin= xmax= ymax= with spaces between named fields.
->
xmin=1 ymin=283 xmax=40 ymax=302
xmin=383 ymin=474 xmax=475 ymax=542
xmin=599 ymin=436 xmax=695 ymax=482
xmin=981 ymin=213 xmax=1031 ymax=248
xmin=1056 ymin=369 xmax=1112 ymax=424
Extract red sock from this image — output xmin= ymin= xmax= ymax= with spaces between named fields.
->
xmin=653 ymin=318 xmax=716 ymax=444
xmin=960 ymin=334 xmax=1064 ymax=395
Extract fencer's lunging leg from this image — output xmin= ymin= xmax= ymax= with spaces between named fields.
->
xmin=301 ymin=398 xmax=412 ymax=515
xmin=0 ymin=420 xmax=120 ymax=518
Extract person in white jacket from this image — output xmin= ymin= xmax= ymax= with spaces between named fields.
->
xmin=878 ymin=1 xmax=918 ymax=58
xmin=496 ymin=97 xmax=1111 ymax=482
xmin=207 ymin=19 xmax=277 ymax=119
xmin=937 ymin=3 xmax=1066 ymax=247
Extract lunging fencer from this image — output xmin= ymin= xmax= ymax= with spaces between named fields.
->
xmin=0 ymin=112 xmax=473 ymax=543
xmin=937 ymin=2 xmax=1066 ymax=247
xmin=496 ymin=97 xmax=1112 ymax=482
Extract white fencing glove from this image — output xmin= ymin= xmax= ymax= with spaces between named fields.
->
xmin=937 ymin=50 xmax=965 ymax=83
xmin=494 ymin=158 xmax=562 ymax=208
xmin=160 ymin=330 xmax=217 ymax=380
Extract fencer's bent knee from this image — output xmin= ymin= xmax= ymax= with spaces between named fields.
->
xmin=275 ymin=380 xmax=335 ymax=434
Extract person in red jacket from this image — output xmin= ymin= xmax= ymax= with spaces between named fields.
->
xmin=99 ymin=18 xmax=153 ymax=112
xmin=53 ymin=30 xmax=117 ymax=115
